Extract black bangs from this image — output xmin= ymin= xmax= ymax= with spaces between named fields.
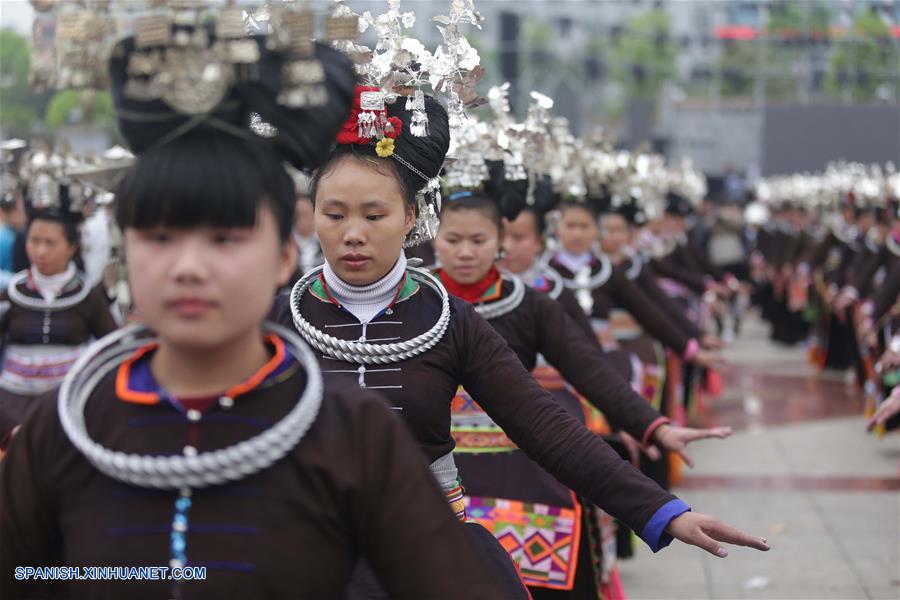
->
xmin=560 ymin=200 xmax=600 ymax=221
xmin=115 ymin=131 xmax=295 ymax=241
xmin=442 ymin=191 xmax=503 ymax=233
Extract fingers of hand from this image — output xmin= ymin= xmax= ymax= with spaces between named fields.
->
xmin=690 ymin=427 xmax=731 ymax=441
xmin=693 ymin=530 xmax=728 ymax=558
xmin=677 ymin=448 xmax=695 ymax=469
xmin=704 ymin=520 xmax=770 ymax=551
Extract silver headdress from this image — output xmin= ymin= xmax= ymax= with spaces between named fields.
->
xmin=324 ymin=0 xmax=486 ymax=247
xmin=30 ymin=0 xmax=359 ymax=112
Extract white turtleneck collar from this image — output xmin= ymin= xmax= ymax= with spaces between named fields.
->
xmin=323 ymin=252 xmax=407 ymax=324
xmin=31 ymin=261 xmax=77 ymax=302
xmin=555 ymin=250 xmax=594 ymax=274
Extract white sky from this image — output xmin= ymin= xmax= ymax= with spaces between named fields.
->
xmin=0 ymin=1 xmax=34 ymax=35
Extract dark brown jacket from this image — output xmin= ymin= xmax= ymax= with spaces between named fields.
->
xmin=546 ymin=256 xmax=692 ymax=354
xmin=272 ymin=281 xmax=676 ymax=536
xmin=0 ymin=357 xmax=505 ymax=599
xmin=0 ymin=276 xmax=117 ymax=344
xmin=483 ymin=280 xmax=664 ymax=442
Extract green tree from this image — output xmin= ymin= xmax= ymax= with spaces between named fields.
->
xmin=767 ymin=0 xmax=830 ymax=36
xmin=44 ymin=89 xmax=115 ymax=133
xmin=522 ymin=20 xmax=555 ymax=73
xmin=0 ymin=29 xmax=39 ymax=136
xmin=607 ymin=8 xmax=677 ymax=100
xmin=826 ymin=8 xmax=898 ymax=102
xmin=719 ymin=40 xmax=757 ymax=97
xmin=716 ymin=0 xmax=833 ymax=100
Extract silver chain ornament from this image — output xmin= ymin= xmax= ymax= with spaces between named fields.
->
xmin=58 ymin=323 xmax=323 ymax=490
xmin=472 ymin=271 xmax=526 ymax=321
xmin=290 ymin=265 xmax=451 ymax=365
xmin=7 ymin=270 xmax=91 ymax=312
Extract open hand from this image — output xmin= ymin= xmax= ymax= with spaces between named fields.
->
xmin=692 ymin=349 xmax=728 ymax=370
xmin=619 ymin=430 xmax=663 ymax=463
xmin=666 ymin=512 xmax=770 ymax=557
xmin=832 ymin=291 xmax=855 ymax=314
xmin=866 ymin=389 xmax=900 ymax=432
xmin=701 ymin=334 xmax=725 ymax=350
xmin=653 ymin=424 xmax=732 ymax=468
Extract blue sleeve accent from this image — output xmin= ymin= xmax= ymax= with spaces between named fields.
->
xmin=0 ymin=227 xmax=15 ymax=272
xmin=640 ymin=498 xmax=691 ymax=552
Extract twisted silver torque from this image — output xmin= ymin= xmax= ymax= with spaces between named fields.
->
xmin=290 ymin=265 xmax=451 ymax=365
xmin=887 ymin=233 xmax=900 ymax=258
xmin=560 ymin=253 xmax=613 ymax=291
xmin=473 ymin=270 xmax=526 ymax=321
xmin=624 ymin=249 xmax=644 ymax=281
xmin=7 ymin=270 xmax=91 ymax=311
xmin=58 ymin=323 xmax=323 ymax=490
xmin=539 ymin=267 xmax=564 ymax=300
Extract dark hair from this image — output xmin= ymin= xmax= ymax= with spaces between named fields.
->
xmin=665 ymin=191 xmax=693 ymax=218
xmin=559 ymin=199 xmax=600 ymax=221
xmin=26 ymin=211 xmax=85 ymax=271
xmin=27 ymin=212 xmax=80 ymax=247
xmin=483 ymin=161 xmax=528 ymax=222
xmin=310 ymin=144 xmax=416 ymax=211
xmin=309 ymin=94 xmax=450 ymax=213
xmin=441 ymin=192 xmax=503 ymax=234
xmin=0 ymin=196 xmax=18 ymax=214
xmin=520 ymin=206 xmax=546 ymax=239
xmin=115 ymin=131 xmax=295 ymax=241
xmin=109 ymin=35 xmax=356 ymax=172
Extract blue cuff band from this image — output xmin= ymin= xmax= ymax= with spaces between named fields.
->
xmin=640 ymin=498 xmax=691 ymax=552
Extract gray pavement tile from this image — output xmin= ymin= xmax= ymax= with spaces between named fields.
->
xmin=619 ymin=543 xmax=710 ymax=599
xmin=624 ymin=587 xmax=712 ymax=599
xmin=674 ymin=490 xmax=825 ymax=533
xmin=866 ymin=587 xmax=900 ymax=600
xmin=769 ymin=418 xmax=900 ymax=478
xmin=615 ymin=315 xmax=897 ymax=600
xmin=810 ymin=492 xmax=900 ymax=535
xmin=687 ymin=431 xmax=794 ymax=477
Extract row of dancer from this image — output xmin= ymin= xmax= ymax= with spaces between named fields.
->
xmin=749 ymin=167 xmax=900 ymax=434
xmin=1 ymin=1 xmax=768 ymax=598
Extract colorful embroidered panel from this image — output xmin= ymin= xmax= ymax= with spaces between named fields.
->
xmin=532 ymin=364 xmax=567 ymax=391
xmin=465 ymin=495 xmax=581 ymax=591
xmin=450 ymin=388 xmax=518 ymax=453
xmin=617 ymin=337 xmax=666 ymax=411
xmin=587 ymin=503 xmax=617 ymax=585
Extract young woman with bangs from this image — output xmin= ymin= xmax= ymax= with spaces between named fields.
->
xmin=274 ymin=88 xmax=769 ymax=599
xmin=1 ymin=32 xmax=505 ymax=600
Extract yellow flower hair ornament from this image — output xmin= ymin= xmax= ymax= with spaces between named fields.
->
xmin=375 ymin=137 xmax=395 ymax=158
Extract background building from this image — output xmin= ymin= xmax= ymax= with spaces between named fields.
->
xmin=2 ymin=0 xmax=899 ymax=184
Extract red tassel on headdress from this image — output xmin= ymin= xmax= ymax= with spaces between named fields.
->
xmin=336 ymin=85 xmax=403 ymax=146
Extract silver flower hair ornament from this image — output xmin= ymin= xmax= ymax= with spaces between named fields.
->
xmin=334 ymin=0 xmax=485 ymax=138
xmin=326 ymin=0 xmax=487 ymax=247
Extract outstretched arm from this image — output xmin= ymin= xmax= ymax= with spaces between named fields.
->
xmin=456 ymin=301 xmax=766 ymax=555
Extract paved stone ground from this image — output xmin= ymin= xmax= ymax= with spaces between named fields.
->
xmin=618 ymin=314 xmax=900 ymax=600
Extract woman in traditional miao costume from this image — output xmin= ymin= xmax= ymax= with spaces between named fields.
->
xmin=0 ymin=176 xmax=117 ymax=440
xmin=804 ymin=199 xmax=870 ymax=374
xmin=273 ymin=86 xmax=769 ymax=598
xmin=545 ymin=199 xmax=722 ymax=414
xmin=596 ymin=195 xmax=726 ymax=474
xmin=501 ymin=192 xmax=711 ymax=564
xmin=831 ymin=204 xmax=896 ymax=418
xmin=858 ymin=213 xmax=900 ymax=434
xmin=1 ymin=22 xmax=507 ymax=599
xmin=433 ymin=191 xmax=733 ymax=599
xmin=636 ymin=193 xmax=738 ymax=415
